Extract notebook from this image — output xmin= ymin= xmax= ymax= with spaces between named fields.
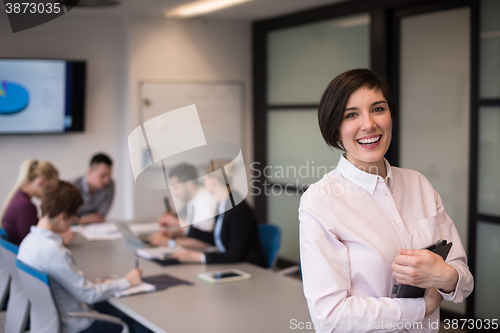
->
xmin=113 ymin=274 xmax=193 ymax=298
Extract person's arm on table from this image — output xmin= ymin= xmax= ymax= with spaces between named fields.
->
xmin=150 ymin=229 xmax=211 ymax=249
xmin=203 ymin=209 xmax=254 ymax=264
xmin=171 ymin=249 xmax=205 ymax=263
xmin=149 ymin=230 xmax=171 ymax=246
xmin=49 ymin=248 xmax=141 ymax=304
xmin=171 ymin=226 xmax=214 ymax=262
xmin=158 ymin=212 xmax=181 ymax=228
xmin=176 ymin=237 xmax=212 ymax=249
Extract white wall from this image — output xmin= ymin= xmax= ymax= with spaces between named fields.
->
xmin=0 ymin=10 xmax=131 ymax=220
xmin=0 ymin=9 xmax=253 ymax=221
xmin=129 ymin=17 xmax=252 ymax=219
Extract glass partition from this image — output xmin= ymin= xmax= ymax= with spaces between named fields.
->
xmin=478 ymin=107 xmax=500 ymax=216
xmin=480 ymin=0 xmax=500 ymax=98
xmin=474 ymin=221 xmax=500 ymax=320
xmin=399 ymin=7 xmax=470 ymax=315
xmin=267 ymin=109 xmax=342 ymax=186
xmin=268 ymin=13 xmax=370 ymax=105
xmin=265 ymin=12 xmax=370 ymax=263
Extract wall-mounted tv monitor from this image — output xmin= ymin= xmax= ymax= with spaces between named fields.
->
xmin=0 ymin=59 xmax=86 ymax=134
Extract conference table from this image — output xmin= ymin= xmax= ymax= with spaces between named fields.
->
xmin=70 ymin=222 xmax=314 ymax=333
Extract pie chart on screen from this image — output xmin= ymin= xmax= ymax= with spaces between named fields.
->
xmin=0 ymin=81 xmax=30 ymax=114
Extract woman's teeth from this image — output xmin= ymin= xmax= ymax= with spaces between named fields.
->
xmin=356 ymin=136 xmax=381 ymax=145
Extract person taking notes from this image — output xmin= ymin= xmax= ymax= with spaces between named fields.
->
xmin=17 ymin=180 xmax=147 ymax=333
xmin=169 ymin=160 xmax=267 ymax=268
xmin=151 ymin=163 xmax=216 ymax=244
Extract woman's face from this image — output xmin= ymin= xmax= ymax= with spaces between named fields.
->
xmin=338 ymin=86 xmax=392 ymax=170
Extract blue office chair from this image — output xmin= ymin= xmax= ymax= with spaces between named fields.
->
xmin=0 ymin=229 xmax=11 ymax=309
xmin=258 ymin=224 xmax=281 ymax=269
xmin=0 ymin=237 xmax=29 ymax=333
xmin=15 ymin=259 xmax=130 ymax=333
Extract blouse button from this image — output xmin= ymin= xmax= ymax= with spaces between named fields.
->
xmin=395 ymin=219 xmax=401 ymax=224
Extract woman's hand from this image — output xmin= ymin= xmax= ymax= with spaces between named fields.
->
xmin=391 ymin=249 xmax=458 ymax=292
xmin=423 ymin=288 xmax=443 ymax=317
xmin=171 ymin=249 xmax=202 ymax=263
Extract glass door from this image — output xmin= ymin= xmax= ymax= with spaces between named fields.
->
xmin=264 ymin=13 xmax=370 ymax=262
xmin=396 ymin=4 xmax=471 ymax=316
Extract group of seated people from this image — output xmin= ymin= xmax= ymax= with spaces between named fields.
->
xmin=0 ymin=154 xmax=265 ymax=333
xmin=150 ymin=162 xmax=266 ymax=267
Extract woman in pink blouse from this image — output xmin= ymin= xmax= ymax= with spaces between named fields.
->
xmin=299 ymin=69 xmax=473 ymax=332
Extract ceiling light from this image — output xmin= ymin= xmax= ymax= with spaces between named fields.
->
xmin=164 ymin=0 xmax=253 ymax=19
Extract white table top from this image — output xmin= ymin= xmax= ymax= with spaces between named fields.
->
xmin=70 ymin=227 xmax=313 ymax=333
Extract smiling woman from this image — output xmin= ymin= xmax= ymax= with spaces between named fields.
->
xmin=299 ymin=69 xmax=473 ymax=333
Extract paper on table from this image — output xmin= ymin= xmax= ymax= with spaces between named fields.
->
xmin=80 ymin=222 xmax=123 ymax=241
xmin=70 ymin=225 xmax=83 ymax=233
xmin=114 ymin=282 xmax=156 ymax=298
xmin=136 ymin=246 xmax=177 ymax=260
xmin=128 ymin=222 xmax=160 ymax=235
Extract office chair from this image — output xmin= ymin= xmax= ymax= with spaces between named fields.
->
xmin=0 ymin=237 xmax=29 ymax=333
xmin=258 ymin=224 xmax=281 ymax=269
xmin=15 ymin=259 xmax=130 ymax=333
xmin=0 ymin=229 xmax=11 ymax=309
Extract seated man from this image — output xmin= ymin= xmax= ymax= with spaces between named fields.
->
xmin=151 ymin=163 xmax=216 ymax=245
xmin=17 ymin=181 xmax=148 ymax=333
xmin=155 ymin=160 xmax=267 ymax=268
xmin=73 ymin=153 xmax=114 ymax=224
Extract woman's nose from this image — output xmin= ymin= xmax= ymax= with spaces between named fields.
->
xmin=360 ymin=113 xmax=377 ymax=131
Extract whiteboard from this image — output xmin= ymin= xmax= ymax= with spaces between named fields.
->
xmin=140 ymin=81 xmax=244 ymax=148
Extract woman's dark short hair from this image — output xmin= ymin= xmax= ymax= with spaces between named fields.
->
xmin=318 ymin=69 xmax=395 ymax=150
xmin=41 ymin=180 xmax=83 ymax=219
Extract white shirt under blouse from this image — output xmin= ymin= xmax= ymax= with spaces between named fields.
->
xmin=299 ymin=155 xmax=473 ymax=333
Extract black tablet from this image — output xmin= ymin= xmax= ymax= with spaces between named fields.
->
xmin=392 ymin=239 xmax=453 ymax=298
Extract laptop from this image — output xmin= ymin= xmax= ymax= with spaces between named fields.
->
xmin=115 ymin=223 xmax=154 ymax=248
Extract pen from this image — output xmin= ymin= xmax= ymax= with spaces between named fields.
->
xmin=135 ymin=255 xmax=139 ymax=269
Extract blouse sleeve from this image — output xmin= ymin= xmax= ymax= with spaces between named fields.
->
xmin=433 ymin=190 xmax=474 ymax=302
xmin=299 ymin=191 xmax=425 ymax=333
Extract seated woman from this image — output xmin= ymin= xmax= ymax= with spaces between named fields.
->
xmin=1 ymin=159 xmax=59 ymax=245
xmin=299 ymin=69 xmax=473 ymax=332
xmin=17 ymin=180 xmax=148 ymax=333
xmin=152 ymin=160 xmax=267 ymax=268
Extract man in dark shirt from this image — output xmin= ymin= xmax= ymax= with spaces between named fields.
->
xmin=73 ymin=153 xmax=114 ymax=224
